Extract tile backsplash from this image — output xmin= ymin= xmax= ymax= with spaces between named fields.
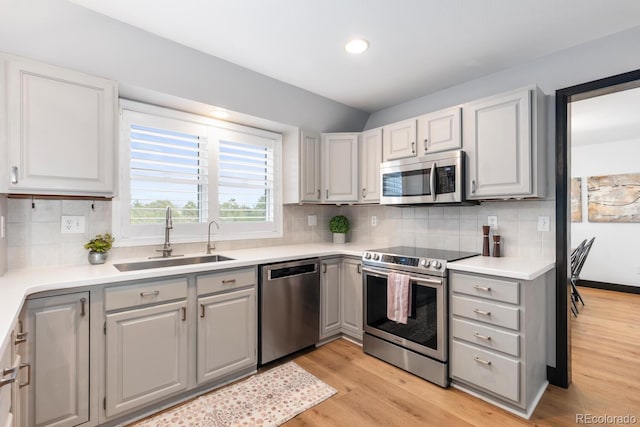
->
xmin=5 ymin=198 xmax=555 ymax=270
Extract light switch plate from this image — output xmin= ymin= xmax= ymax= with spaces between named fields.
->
xmin=487 ymin=215 xmax=498 ymax=230
xmin=61 ymin=215 xmax=86 ymax=234
xmin=538 ymin=216 xmax=550 ymax=232
xmin=371 ymin=216 xmax=377 ymax=227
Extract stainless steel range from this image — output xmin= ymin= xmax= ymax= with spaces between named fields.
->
xmin=362 ymin=246 xmax=478 ymax=387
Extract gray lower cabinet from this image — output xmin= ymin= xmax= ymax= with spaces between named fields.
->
xmin=197 ymin=288 xmax=256 ymax=383
xmin=319 ymin=258 xmax=341 ymax=340
xmin=104 ymin=279 xmax=188 ymax=418
xmin=449 ymin=270 xmax=550 ymax=418
xmin=340 ymin=258 xmax=362 ymax=340
xmin=196 ymin=267 xmax=257 ymax=384
xmin=320 ymin=257 xmax=363 ymax=341
xmin=21 ymin=292 xmax=90 ymax=427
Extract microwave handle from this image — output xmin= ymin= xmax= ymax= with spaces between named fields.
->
xmin=430 ymin=162 xmax=437 ymax=202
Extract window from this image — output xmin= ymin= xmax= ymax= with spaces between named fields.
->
xmin=114 ymin=102 xmax=282 ymax=246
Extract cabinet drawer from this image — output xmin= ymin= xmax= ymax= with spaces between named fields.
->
xmin=451 ymin=340 xmax=520 ymax=403
xmin=451 ymin=295 xmax=519 ymax=331
xmin=105 ymin=278 xmax=187 ymax=311
xmin=197 ymin=267 xmax=256 ymax=295
xmin=451 ymin=318 xmax=519 ymax=357
xmin=451 ymin=272 xmax=519 ymax=304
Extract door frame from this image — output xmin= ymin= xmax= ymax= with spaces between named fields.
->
xmin=551 ymin=68 xmax=640 ymax=387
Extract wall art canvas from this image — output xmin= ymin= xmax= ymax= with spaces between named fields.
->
xmin=587 ymin=173 xmax=640 ymax=222
xmin=571 ymin=177 xmax=582 ymax=222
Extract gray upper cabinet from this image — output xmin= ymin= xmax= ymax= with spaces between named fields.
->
xmin=322 ymin=133 xmax=359 ymax=202
xmin=382 ymin=118 xmax=417 ymax=161
xmin=463 ymin=86 xmax=546 ymax=200
xmin=299 ymin=130 xmax=322 ymax=203
xmin=2 ymin=54 xmax=117 ymax=197
xmin=359 ymin=128 xmax=382 ymax=203
xmin=417 ymin=106 xmax=462 ymax=155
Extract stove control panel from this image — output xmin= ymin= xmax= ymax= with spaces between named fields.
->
xmin=362 ymin=251 xmax=446 ymax=275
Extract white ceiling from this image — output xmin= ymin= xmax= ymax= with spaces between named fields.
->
xmin=69 ymin=0 xmax=640 ymax=113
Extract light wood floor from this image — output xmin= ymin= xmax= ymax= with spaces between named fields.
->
xmin=285 ymin=287 xmax=640 ymax=426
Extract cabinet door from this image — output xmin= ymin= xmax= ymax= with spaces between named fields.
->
xmin=197 ymin=288 xmax=256 ymax=384
xmin=340 ymin=259 xmax=363 ymax=339
xmin=359 ymin=128 xmax=382 ymax=202
xmin=320 ymin=258 xmax=341 ymax=339
xmin=417 ymin=106 xmax=462 ymax=155
xmin=105 ymin=300 xmax=188 ymax=418
xmin=0 ymin=343 xmax=13 ymax=427
xmin=300 ymin=130 xmax=321 ymax=202
xmin=382 ymin=119 xmax=417 ymax=161
xmin=322 ymin=133 xmax=359 ymax=202
xmin=5 ymin=55 xmax=116 ymax=196
xmin=23 ymin=292 xmax=89 ymax=427
xmin=464 ymin=88 xmax=532 ymax=199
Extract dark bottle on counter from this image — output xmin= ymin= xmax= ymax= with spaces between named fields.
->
xmin=482 ymin=225 xmax=491 ymax=256
xmin=492 ymin=235 xmax=501 ymax=257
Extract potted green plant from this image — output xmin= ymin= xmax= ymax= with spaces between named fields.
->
xmin=329 ymin=215 xmax=349 ymax=244
xmin=84 ymin=233 xmax=115 ymax=265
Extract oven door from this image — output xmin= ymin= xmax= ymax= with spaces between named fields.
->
xmin=362 ymin=266 xmax=447 ymax=362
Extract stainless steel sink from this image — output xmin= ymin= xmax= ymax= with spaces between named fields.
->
xmin=114 ymin=254 xmax=235 ymax=272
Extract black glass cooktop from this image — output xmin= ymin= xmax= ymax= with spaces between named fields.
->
xmin=367 ymin=246 xmax=479 ymax=262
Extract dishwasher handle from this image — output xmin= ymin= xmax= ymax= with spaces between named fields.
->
xmin=265 ymin=260 xmax=319 ymax=281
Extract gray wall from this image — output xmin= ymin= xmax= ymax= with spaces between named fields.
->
xmin=0 ymin=0 xmax=369 ymax=133
xmin=365 ymin=25 xmax=640 ymax=129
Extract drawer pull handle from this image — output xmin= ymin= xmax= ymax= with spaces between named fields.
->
xmin=221 ymin=279 xmax=236 ymax=285
xmin=474 ymin=285 xmax=491 ymax=292
xmin=200 ymin=304 xmax=205 ymax=318
xmin=473 ymin=332 xmax=492 ymax=341
xmin=0 ymin=367 xmax=17 ymax=388
xmin=14 ymin=331 xmax=28 ymax=345
xmin=19 ymin=363 xmax=30 ymax=388
xmin=140 ymin=290 xmax=160 ymax=297
xmin=10 ymin=166 xmax=18 ymax=184
xmin=474 ymin=356 xmax=492 ymax=366
xmin=80 ymin=297 xmax=86 ymax=316
xmin=473 ymin=309 xmax=491 ymax=316
xmin=181 ymin=307 xmax=187 ymax=321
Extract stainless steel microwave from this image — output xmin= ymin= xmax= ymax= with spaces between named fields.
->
xmin=380 ymin=150 xmax=466 ymax=205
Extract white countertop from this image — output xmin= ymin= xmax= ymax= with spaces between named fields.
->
xmin=0 ymin=243 xmax=369 ymax=357
xmin=448 ymin=255 xmax=555 ymax=280
xmin=0 ymin=242 xmax=555 ymax=357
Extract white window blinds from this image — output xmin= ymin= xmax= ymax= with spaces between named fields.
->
xmin=126 ymin=112 xmax=208 ymax=225
xmin=217 ymin=132 xmax=275 ymax=223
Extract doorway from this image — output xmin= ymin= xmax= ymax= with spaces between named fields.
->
xmin=554 ymin=69 xmax=640 ymax=387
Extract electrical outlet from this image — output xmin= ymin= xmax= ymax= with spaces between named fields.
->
xmin=61 ymin=215 xmax=86 ymax=234
xmin=371 ymin=216 xmax=377 ymax=227
xmin=307 ymin=215 xmax=317 ymax=227
xmin=537 ymin=216 xmax=550 ymax=232
xmin=487 ymin=215 xmax=498 ymax=230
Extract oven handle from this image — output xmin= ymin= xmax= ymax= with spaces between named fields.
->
xmin=362 ymin=267 xmax=443 ymax=287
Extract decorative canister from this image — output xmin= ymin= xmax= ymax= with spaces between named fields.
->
xmin=88 ymin=251 xmax=108 ymax=265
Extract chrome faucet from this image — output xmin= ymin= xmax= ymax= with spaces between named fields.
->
xmin=206 ymin=219 xmax=220 ymax=254
xmin=156 ymin=206 xmax=173 ymax=258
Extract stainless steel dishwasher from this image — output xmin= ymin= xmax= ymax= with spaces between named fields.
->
xmin=259 ymin=258 xmax=320 ymax=365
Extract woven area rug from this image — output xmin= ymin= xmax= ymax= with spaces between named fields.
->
xmin=131 ymin=362 xmax=337 ymax=427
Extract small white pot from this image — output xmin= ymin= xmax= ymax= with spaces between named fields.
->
xmin=333 ymin=233 xmax=346 ymax=244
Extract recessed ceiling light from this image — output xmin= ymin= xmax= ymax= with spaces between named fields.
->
xmin=211 ymin=109 xmax=230 ymax=119
xmin=345 ymin=39 xmax=369 ymax=55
